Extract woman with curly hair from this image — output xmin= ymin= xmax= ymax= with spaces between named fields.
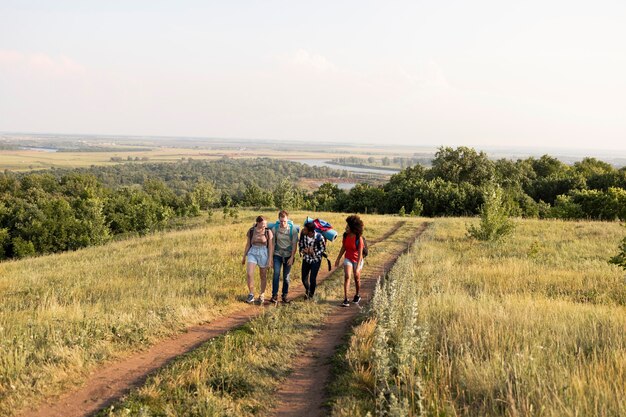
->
xmin=334 ymin=214 xmax=364 ymax=307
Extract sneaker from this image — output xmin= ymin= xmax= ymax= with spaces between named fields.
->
xmin=258 ymin=294 xmax=265 ymax=305
xmin=270 ymin=295 xmax=278 ymax=304
xmin=281 ymin=295 xmax=291 ymax=304
xmin=304 ymin=292 xmax=310 ymax=300
xmin=353 ymin=294 xmax=361 ymax=304
xmin=246 ymin=293 xmax=255 ymax=304
xmin=341 ymin=299 xmax=350 ymax=307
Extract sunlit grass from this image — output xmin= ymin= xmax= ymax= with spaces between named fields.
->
xmin=331 ymin=218 xmax=626 ymax=416
xmin=98 ymin=218 xmax=423 ymax=416
xmin=0 ymin=210 xmax=404 ymax=415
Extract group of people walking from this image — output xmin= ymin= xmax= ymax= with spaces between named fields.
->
xmin=242 ymin=211 xmax=365 ymax=307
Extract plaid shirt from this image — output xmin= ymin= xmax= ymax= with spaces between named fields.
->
xmin=299 ymin=232 xmax=326 ymax=264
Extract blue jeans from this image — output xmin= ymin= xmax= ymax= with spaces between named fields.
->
xmin=272 ymin=255 xmax=292 ymax=297
xmin=301 ymin=260 xmax=321 ymax=297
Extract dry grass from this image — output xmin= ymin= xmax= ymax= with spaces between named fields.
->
xmin=0 ymin=210 xmax=406 ymax=415
xmin=96 ymin=217 xmax=422 ymax=416
xmin=331 ymin=218 xmax=626 ymax=417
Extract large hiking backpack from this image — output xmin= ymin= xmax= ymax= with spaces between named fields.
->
xmin=302 ymin=217 xmax=335 ymax=270
xmin=267 ymin=219 xmax=300 ymax=241
xmin=304 ymin=216 xmax=338 ymax=241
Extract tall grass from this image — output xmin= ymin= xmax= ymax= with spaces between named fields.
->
xmin=332 ymin=218 xmax=625 ymax=416
xmin=330 ymin=240 xmax=427 ymax=417
xmin=96 ymin=218 xmax=423 ymax=416
xmin=0 ymin=210 xmax=398 ymax=415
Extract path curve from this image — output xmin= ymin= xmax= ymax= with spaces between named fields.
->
xmin=272 ymin=221 xmax=429 ymax=417
xmin=18 ymin=221 xmax=407 ymax=417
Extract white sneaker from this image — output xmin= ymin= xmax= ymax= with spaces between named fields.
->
xmin=246 ymin=293 xmax=255 ymax=303
xmin=258 ymin=294 xmax=265 ymax=305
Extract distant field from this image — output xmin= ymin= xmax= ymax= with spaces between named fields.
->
xmin=331 ymin=218 xmax=626 ymax=416
xmin=0 ymin=148 xmax=417 ymax=171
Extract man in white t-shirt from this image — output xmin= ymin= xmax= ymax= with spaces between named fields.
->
xmin=269 ymin=210 xmax=299 ymax=304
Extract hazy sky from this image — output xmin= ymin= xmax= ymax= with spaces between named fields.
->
xmin=1 ymin=1 xmax=625 ymax=150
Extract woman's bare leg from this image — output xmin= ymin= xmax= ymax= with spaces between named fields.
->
xmin=259 ymin=267 xmax=267 ymax=295
xmin=246 ymin=262 xmax=256 ymax=294
xmin=343 ymin=263 xmax=352 ymax=300
xmin=354 ymin=265 xmax=361 ymax=296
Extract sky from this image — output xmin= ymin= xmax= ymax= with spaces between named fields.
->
xmin=1 ymin=0 xmax=625 ymax=150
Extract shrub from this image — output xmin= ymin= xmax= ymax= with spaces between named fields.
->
xmin=610 ymin=225 xmax=626 ymax=270
xmin=410 ymin=198 xmax=423 ymax=217
xmin=468 ymin=185 xmax=515 ymax=241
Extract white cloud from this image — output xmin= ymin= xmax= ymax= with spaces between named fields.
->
xmin=290 ymin=49 xmax=336 ymax=72
xmin=0 ymin=49 xmax=86 ymax=76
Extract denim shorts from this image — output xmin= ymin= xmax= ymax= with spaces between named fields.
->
xmin=247 ymin=245 xmax=269 ymax=267
xmin=344 ymin=258 xmax=364 ymax=269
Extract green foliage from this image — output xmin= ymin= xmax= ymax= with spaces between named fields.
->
xmin=242 ymin=182 xmax=274 ymax=208
xmin=398 ymin=206 xmax=406 ymax=217
xmin=0 ymin=228 xmax=9 ymax=259
xmin=344 ymin=183 xmax=385 ymax=214
xmin=273 ymin=179 xmax=298 ymax=210
xmin=429 ymin=146 xmax=495 ymax=186
xmin=410 ymin=198 xmax=423 ymax=216
xmin=467 ymin=186 xmax=515 ymax=241
xmin=610 ymin=225 xmax=626 ymax=270
xmin=12 ymin=236 xmax=35 ymax=258
xmin=192 ymin=180 xmax=218 ymax=210
xmin=2 ymin=146 xmax=626 ymax=261
xmin=550 ymin=188 xmax=626 ymax=221
xmin=530 ymin=154 xmax=569 ymax=178
xmin=311 ymin=182 xmax=344 ymax=211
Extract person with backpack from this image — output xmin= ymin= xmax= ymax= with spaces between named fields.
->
xmin=268 ymin=210 xmax=299 ymax=304
xmin=242 ymin=215 xmax=274 ymax=304
xmin=334 ymin=214 xmax=366 ymax=307
xmin=299 ymin=221 xmax=326 ymax=300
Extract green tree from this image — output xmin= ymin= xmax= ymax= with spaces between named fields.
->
xmin=345 ymin=183 xmax=385 ymax=214
xmin=410 ymin=198 xmax=423 ymax=216
xmin=273 ymin=179 xmax=297 ymax=210
xmin=312 ymin=182 xmax=344 ymax=211
xmin=242 ymin=182 xmax=274 ymax=208
xmin=0 ymin=228 xmax=9 ymax=259
xmin=467 ymin=185 xmax=515 ymax=241
xmin=192 ymin=180 xmax=218 ymax=210
xmin=530 ymin=155 xmax=569 ymax=178
xmin=609 ymin=227 xmax=626 ymax=270
xmin=429 ymin=146 xmax=495 ymax=186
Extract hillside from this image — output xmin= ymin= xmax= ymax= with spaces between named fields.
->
xmin=330 ymin=218 xmax=625 ymax=416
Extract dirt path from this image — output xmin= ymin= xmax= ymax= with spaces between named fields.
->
xmin=272 ymin=221 xmax=429 ymax=417
xmin=19 ymin=221 xmax=407 ymax=417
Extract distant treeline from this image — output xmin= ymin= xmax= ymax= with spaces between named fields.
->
xmin=331 ymin=155 xmax=432 ymax=168
xmin=64 ymin=157 xmax=349 ymax=193
xmin=0 ymin=158 xmax=348 ymax=259
xmin=329 ymin=147 xmax=626 ymax=219
xmin=1 ymin=149 xmax=625 ymax=260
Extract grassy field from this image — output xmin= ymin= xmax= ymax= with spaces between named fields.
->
xmin=330 ymin=218 xmax=626 ymax=416
xmin=96 ymin=218 xmax=423 ymax=416
xmin=0 ymin=146 xmax=421 ymax=171
xmin=0 ymin=210 xmax=404 ymax=415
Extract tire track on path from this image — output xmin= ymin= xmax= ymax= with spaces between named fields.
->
xmin=19 ymin=221 xmax=407 ymax=417
xmin=272 ymin=221 xmax=429 ymax=417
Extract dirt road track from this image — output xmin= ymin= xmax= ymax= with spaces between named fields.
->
xmin=272 ymin=222 xmax=429 ymax=417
